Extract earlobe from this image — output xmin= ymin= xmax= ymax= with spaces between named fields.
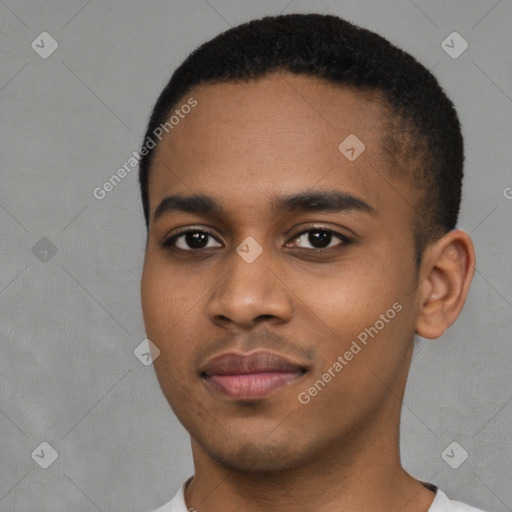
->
xmin=415 ymin=230 xmax=476 ymax=340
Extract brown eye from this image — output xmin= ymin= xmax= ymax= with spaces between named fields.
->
xmin=290 ymin=229 xmax=348 ymax=250
xmin=163 ymin=230 xmax=222 ymax=251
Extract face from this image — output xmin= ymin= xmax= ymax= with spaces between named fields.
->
xmin=141 ymin=73 xmax=422 ymax=472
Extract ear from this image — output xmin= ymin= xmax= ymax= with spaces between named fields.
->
xmin=415 ymin=229 xmax=476 ymax=339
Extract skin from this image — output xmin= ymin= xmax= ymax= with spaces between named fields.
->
xmin=140 ymin=72 xmax=476 ymax=512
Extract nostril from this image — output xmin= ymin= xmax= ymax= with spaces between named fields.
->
xmin=256 ymin=314 xmax=275 ymax=321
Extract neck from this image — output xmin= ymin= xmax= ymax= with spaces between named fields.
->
xmin=184 ymin=405 xmax=436 ymax=512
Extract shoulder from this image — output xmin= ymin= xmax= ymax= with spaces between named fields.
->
xmin=431 ymin=488 xmax=488 ymax=512
xmin=149 ymin=476 xmax=193 ymax=512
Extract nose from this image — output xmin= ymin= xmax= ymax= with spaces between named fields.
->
xmin=207 ymin=246 xmax=293 ymax=329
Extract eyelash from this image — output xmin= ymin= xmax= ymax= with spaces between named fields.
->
xmin=161 ymin=226 xmax=351 ymax=253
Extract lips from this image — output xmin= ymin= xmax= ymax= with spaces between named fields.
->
xmin=200 ymin=350 xmax=308 ymax=400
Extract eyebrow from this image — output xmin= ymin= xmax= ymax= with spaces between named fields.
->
xmin=153 ymin=190 xmax=374 ymax=222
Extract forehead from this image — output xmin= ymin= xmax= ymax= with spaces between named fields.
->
xmin=148 ymin=73 xmax=413 ymax=224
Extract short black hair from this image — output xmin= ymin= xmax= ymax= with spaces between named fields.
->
xmin=138 ymin=13 xmax=464 ymax=264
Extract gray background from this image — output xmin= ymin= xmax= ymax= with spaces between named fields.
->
xmin=1 ymin=0 xmax=511 ymax=510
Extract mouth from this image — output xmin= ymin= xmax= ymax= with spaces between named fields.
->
xmin=200 ymin=350 xmax=309 ymax=400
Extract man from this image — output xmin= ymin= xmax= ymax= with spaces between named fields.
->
xmin=138 ymin=13 xmax=485 ymax=512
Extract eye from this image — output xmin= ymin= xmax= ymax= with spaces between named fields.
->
xmin=161 ymin=226 xmax=350 ymax=253
xmin=163 ymin=229 xmax=222 ymax=251
xmin=287 ymin=228 xmax=349 ymax=250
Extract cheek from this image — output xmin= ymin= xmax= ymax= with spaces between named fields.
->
xmin=140 ymin=256 xmax=203 ymax=341
xmin=293 ymin=262 xmax=389 ymax=322
xmin=294 ymin=260 xmax=411 ymax=357
xmin=141 ymin=262 xmax=200 ymax=388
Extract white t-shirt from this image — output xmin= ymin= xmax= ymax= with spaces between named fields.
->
xmin=150 ymin=477 xmax=488 ymax=512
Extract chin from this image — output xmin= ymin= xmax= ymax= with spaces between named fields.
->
xmin=197 ymin=435 xmax=310 ymax=473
